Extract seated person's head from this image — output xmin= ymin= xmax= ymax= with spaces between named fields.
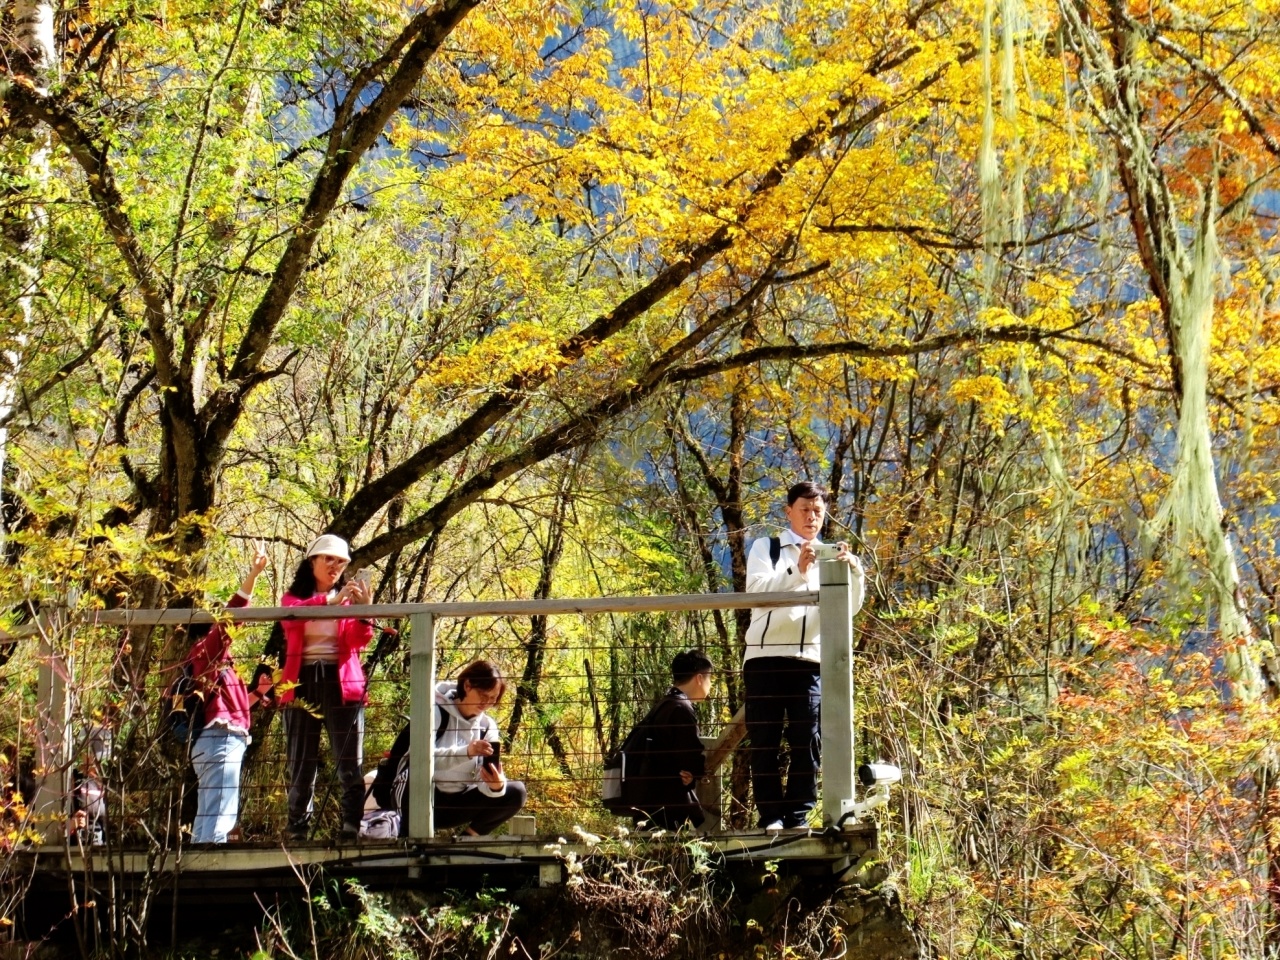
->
xmin=455 ymin=660 xmax=506 ymax=717
xmin=671 ymin=650 xmax=714 ymax=701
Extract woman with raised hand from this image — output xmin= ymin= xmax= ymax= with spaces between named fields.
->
xmin=277 ymin=534 xmax=373 ymax=841
xmin=186 ymin=540 xmax=273 ymax=843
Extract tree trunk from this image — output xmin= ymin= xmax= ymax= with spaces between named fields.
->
xmin=1058 ymin=2 xmax=1262 ymax=701
xmin=1059 ymin=0 xmax=1272 ymax=939
xmin=1 ymin=0 xmax=57 ymax=551
xmin=506 ymin=472 xmax=572 ymax=747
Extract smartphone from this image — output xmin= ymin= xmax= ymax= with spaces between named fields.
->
xmin=814 ymin=542 xmax=844 ymax=562
xmin=482 ymin=742 xmax=502 ymax=768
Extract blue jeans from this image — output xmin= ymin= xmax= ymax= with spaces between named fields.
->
xmin=191 ymin=726 xmax=249 ymax=843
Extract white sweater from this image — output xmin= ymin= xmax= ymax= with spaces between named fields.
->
xmin=433 ymin=681 xmax=505 ymax=797
xmin=742 ymin=529 xmax=866 ymax=666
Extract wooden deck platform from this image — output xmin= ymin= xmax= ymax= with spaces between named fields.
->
xmin=16 ymin=823 xmax=878 ymax=897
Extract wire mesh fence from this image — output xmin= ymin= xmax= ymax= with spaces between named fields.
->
xmin=5 ymin=602 xmax=778 ymax=846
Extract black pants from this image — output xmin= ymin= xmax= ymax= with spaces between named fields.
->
xmin=743 ymin=656 xmax=821 ymax=828
xmin=284 ymin=663 xmax=365 ymax=830
xmin=400 ymin=781 xmax=528 ymax=836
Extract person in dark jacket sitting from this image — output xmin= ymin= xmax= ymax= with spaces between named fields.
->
xmin=631 ymin=650 xmax=714 ymax=831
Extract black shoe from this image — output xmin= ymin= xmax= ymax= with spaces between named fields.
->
xmin=283 ymin=822 xmax=309 ymax=842
xmin=339 ymin=822 xmax=360 ymax=841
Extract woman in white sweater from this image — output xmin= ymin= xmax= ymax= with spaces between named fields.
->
xmin=396 ymin=660 xmax=527 ymax=836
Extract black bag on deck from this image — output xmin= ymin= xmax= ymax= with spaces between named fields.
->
xmin=369 ymin=706 xmax=488 ymax=810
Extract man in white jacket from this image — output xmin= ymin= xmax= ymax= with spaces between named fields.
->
xmin=743 ymin=481 xmax=865 ymax=831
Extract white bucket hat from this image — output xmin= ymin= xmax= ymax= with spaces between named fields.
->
xmin=305 ymin=533 xmax=351 ymax=561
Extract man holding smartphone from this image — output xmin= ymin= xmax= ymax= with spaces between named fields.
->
xmin=742 ymin=481 xmax=865 ymax=831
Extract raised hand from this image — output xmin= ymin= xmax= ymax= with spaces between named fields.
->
xmin=240 ymin=538 xmax=270 ymax=595
xmin=249 ymin=538 xmax=269 ymax=576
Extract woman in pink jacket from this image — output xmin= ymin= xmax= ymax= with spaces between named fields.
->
xmin=187 ymin=541 xmax=273 ymax=843
xmin=279 ymin=534 xmax=373 ymax=841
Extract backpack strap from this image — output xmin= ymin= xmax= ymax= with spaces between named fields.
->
xmin=430 ymin=705 xmax=485 ymax=743
xmin=755 ymin=536 xmax=785 ymax=648
xmin=435 ymin=704 xmax=448 ymax=743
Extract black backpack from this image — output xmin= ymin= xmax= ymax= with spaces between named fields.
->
xmin=601 ymin=698 xmax=669 ymax=814
xmin=369 ymin=706 xmax=488 ymax=810
xmin=164 ymin=662 xmax=210 ymax=746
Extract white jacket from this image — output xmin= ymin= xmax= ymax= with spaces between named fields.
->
xmin=742 ymin=529 xmax=866 ymax=666
xmin=433 ymin=681 xmax=505 ymax=797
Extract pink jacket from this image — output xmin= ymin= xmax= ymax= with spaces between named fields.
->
xmin=186 ymin=592 xmax=253 ymax=731
xmin=278 ymin=592 xmax=373 ymax=705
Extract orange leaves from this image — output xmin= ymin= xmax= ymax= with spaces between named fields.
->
xmin=1015 ymin=630 xmax=1277 ymax=956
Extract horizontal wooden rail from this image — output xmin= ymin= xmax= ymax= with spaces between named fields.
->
xmin=705 ymin=707 xmax=747 ymax=775
xmin=42 ymin=590 xmax=818 ymax=628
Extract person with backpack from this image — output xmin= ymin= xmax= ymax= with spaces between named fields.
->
xmin=743 ymin=481 xmax=865 ymax=831
xmin=278 ymin=534 xmax=374 ymax=841
xmin=624 ymin=650 xmax=714 ymax=831
xmin=185 ymin=541 xmax=274 ymax=844
xmin=385 ymin=660 xmax=526 ymax=837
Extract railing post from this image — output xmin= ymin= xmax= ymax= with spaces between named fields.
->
xmin=407 ymin=612 xmax=436 ymax=840
xmin=697 ymin=735 xmax=722 ymax=832
xmin=819 ymin=559 xmax=856 ymax=828
xmin=32 ymin=612 xmax=72 ymax=843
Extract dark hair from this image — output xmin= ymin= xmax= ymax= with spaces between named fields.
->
xmin=671 ymin=649 xmax=713 ymax=684
xmin=786 ymin=481 xmax=829 ymax=506
xmin=285 ymin=554 xmax=348 ymax=599
xmin=456 ymin=660 xmax=506 ymax=701
xmin=182 ymin=621 xmax=213 ymax=642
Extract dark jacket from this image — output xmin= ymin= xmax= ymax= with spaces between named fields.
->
xmin=631 ymin=688 xmax=706 ymax=829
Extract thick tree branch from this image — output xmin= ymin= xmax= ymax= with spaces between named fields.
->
xmin=0 ymin=323 xmax=111 ymax=428
xmin=668 ymin=322 xmax=1089 ymax=383
xmin=330 ymin=26 xmax=974 ymax=540
xmin=1124 ymin=16 xmax=1280 ymax=161
xmin=350 ymin=317 xmax=1086 ymax=563
xmin=819 ymin=218 xmax=1098 ymax=251
xmin=210 ymin=0 xmax=481 ymax=449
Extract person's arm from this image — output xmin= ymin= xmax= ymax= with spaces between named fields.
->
xmin=848 ymin=552 xmax=866 ymax=615
xmin=744 ymin=536 xmax=808 ymax=594
xmin=249 ymin=666 xmax=274 ymax=708
xmin=238 ymin=539 xmax=268 ymax=597
xmin=189 ymin=542 xmax=268 ymax=675
xmin=651 ymin=698 xmax=705 ymax=785
xmin=672 ymin=702 xmax=706 ymax=781
xmin=336 ymin=576 xmax=376 ymax=650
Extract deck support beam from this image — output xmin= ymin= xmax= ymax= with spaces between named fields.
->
xmin=32 ymin=613 xmax=71 ymax=842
